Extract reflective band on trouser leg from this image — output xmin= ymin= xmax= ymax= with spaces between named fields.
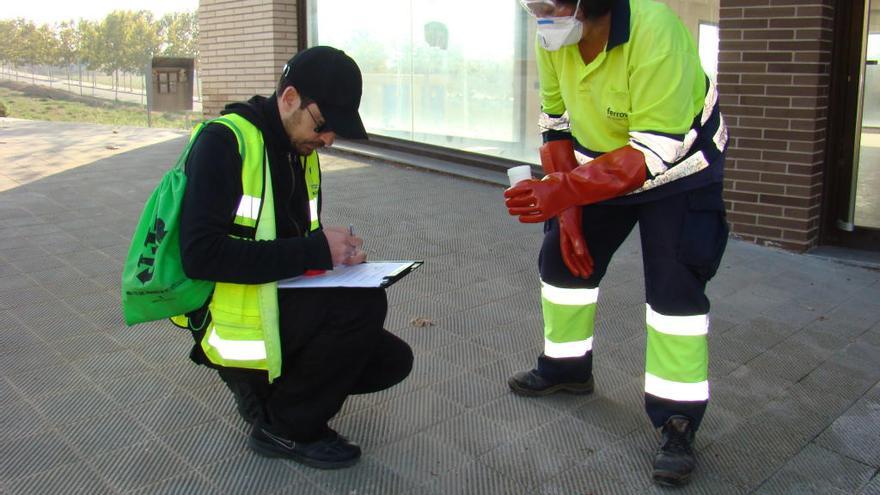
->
xmin=541 ymin=282 xmax=598 ymax=358
xmin=644 ymin=305 xmax=708 ymax=401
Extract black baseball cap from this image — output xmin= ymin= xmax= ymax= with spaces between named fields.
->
xmin=281 ymin=46 xmax=368 ymax=139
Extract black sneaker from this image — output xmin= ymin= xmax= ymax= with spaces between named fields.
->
xmin=248 ymin=427 xmax=361 ymax=469
xmin=653 ymin=415 xmax=696 ymax=486
xmin=508 ymin=369 xmax=594 ymax=397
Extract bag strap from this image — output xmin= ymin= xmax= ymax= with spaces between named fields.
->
xmin=176 ymin=117 xmax=247 ymax=172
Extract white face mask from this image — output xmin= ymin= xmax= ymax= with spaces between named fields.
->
xmin=528 ymin=0 xmax=583 ymax=51
xmin=536 ymin=16 xmax=583 ymax=51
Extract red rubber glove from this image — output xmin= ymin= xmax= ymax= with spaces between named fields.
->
xmin=505 ymin=145 xmax=647 ymax=223
xmin=558 ymin=206 xmax=593 ymax=278
xmin=538 ymin=139 xmax=594 ymax=279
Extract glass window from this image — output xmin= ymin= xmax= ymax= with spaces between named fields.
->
xmin=309 ymin=0 xmax=719 ymax=165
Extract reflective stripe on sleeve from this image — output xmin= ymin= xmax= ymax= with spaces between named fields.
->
xmin=236 ymin=195 xmax=261 ymax=221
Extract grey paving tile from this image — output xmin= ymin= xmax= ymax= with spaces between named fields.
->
xmin=33 ymin=384 xmax=121 ymax=426
xmin=6 ymin=361 xmax=92 ymax=399
xmin=129 ymin=391 xmax=216 ymax=437
xmin=754 ymin=444 xmax=875 ymax=494
xmin=161 ymin=418 xmax=247 ymax=468
xmin=470 ymin=316 xmax=545 ymax=358
xmin=98 ymin=370 xmax=179 ymax=407
xmin=433 ymin=339 xmax=504 ymax=371
xmin=540 ymin=440 xmax=654 ymax=494
xmin=72 ymin=349 xmax=153 ymax=382
xmin=0 ymin=431 xmax=80 ymax=482
xmin=419 ymin=460 xmax=528 ymax=495
xmin=305 ymin=457 xmax=420 ymax=495
xmin=815 ymin=398 xmax=880 ymax=467
xmin=1 ymin=461 xmax=114 ymax=495
xmin=429 ymin=369 xmax=508 ymax=410
xmin=0 ymin=341 xmax=61 ymax=377
xmin=569 ymin=395 xmax=647 ymax=438
xmin=57 ymin=409 xmax=153 ymax=459
xmin=204 ymin=452 xmax=321 ymax=495
xmin=331 ymin=403 xmax=421 ymax=453
xmin=91 ymin=440 xmax=189 ymax=492
xmin=0 ymin=399 xmax=52 ymax=443
xmin=859 ymin=475 xmax=880 ymax=495
xmin=531 ymin=414 xmax=621 ymax=461
xmin=382 ymin=388 xmax=465 ymax=433
xmin=391 ymin=325 xmax=461 ymax=355
xmin=479 ymin=434 xmax=578 ymax=490
xmin=128 ymin=472 xmax=222 ymax=495
xmin=0 ymin=323 xmax=43 ymax=356
xmin=54 ymin=331 xmax=126 ymax=362
xmin=5 ymin=122 xmax=880 ymax=494
xmin=422 ymin=409 xmax=520 ymax=457
xmin=372 ymin=432 xmax=472 ymax=486
xmin=476 ymin=394 xmax=565 ymax=435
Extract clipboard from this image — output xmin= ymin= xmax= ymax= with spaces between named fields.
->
xmin=278 ymin=261 xmax=424 ymax=289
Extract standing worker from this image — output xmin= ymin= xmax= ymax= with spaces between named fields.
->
xmin=507 ymin=0 xmax=728 ymax=486
xmin=179 ymin=46 xmax=413 ymax=469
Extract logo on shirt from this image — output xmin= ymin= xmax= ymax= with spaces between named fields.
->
xmin=606 ymin=107 xmax=628 ymax=120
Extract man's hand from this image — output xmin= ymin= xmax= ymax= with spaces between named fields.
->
xmin=324 ymin=225 xmax=366 ymax=266
xmin=504 ymin=174 xmax=569 ymax=223
xmin=558 ymin=207 xmax=593 ymax=278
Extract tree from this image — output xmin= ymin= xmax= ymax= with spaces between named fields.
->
xmin=160 ymin=12 xmax=198 ymax=57
xmin=57 ymin=21 xmax=81 ymax=91
xmin=0 ymin=20 xmax=16 ymax=78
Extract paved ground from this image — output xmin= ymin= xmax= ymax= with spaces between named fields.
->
xmin=1 ymin=118 xmax=879 ymax=494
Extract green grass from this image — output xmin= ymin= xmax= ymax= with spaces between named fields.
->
xmin=0 ymin=81 xmax=194 ymax=129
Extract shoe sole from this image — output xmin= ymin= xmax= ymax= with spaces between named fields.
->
xmin=248 ymin=436 xmax=360 ymax=469
xmin=652 ymin=470 xmax=691 ymax=487
xmin=507 ymin=378 xmax=594 ymax=397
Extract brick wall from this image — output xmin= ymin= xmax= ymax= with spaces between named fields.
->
xmin=199 ymin=0 xmax=299 ymax=117
xmin=718 ymin=0 xmax=834 ymax=251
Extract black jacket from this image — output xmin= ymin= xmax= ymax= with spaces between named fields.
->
xmin=180 ymin=95 xmax=332 ymax=284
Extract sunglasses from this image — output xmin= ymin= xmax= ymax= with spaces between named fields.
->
xmin=305 ymin=104 xmax=332 ymax=134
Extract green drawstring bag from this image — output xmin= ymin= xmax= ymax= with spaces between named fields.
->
xmin=121 ymin=122 xmax=214 ymax=325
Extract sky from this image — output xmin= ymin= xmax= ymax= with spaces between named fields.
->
xmin=2 ymin=0 xmax=199 ymax=25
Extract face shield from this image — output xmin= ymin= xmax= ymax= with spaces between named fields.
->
xmin=519 ymin=0 xmax=560 ymax=18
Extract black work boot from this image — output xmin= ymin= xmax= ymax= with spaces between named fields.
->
xmin=249 ymin=426 xmax=361 ymax=469
xmin=653 ymin=415 xmax=696 ymax=486
xmin=508 ymin=354 xmax=594 ymax=397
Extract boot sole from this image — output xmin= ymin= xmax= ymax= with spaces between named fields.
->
xmin=652 ymin=470 xmax=691 ymax=487
xmin=507 ymin=378 xmax=594 ymax=397
xmin=248 ymin=436 xmax=360 ymax=469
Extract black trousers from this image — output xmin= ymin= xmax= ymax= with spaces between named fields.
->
xmin=538 ymin=182 xmax=728 ymax=430
xmin=218 ymin=288 xmax=413 ymax=442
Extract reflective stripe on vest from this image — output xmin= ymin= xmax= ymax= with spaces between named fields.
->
xmin=198 ymin=114 xmax=287 ymax=381
xmin=301 ymin=152 xmax=321 ymax=232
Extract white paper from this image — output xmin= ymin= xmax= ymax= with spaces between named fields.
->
xmin=277 ymin=261 xmax=419 ymax=289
